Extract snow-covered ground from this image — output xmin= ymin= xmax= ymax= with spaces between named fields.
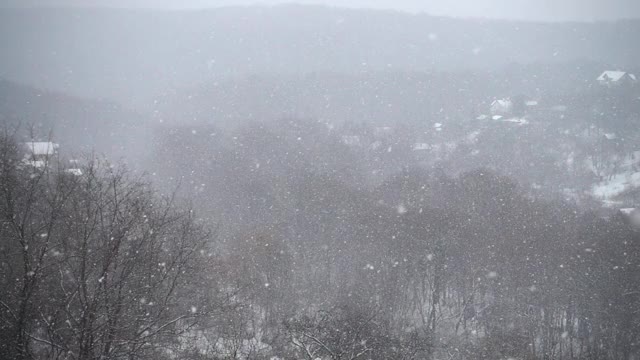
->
xmin=592 ymin=171 xmax=640 ymax=201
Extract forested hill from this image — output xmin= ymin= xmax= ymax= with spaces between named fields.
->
xmin=0 ymin=5 xmax=638 ymax=105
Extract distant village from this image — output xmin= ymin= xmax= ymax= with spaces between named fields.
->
xmin=18 ymin=70 xmax=640 ymax=210
xmin=336 ymin=70 xmax=640 ymax=208
xmin=21 ymin=141 xmax=83 ymax=176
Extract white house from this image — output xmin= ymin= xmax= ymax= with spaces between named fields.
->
xmin=65 ymin=168 xmax=83 ymax=176
xmin=490 ymin=98 xmax=513 ymax=116
xmin=597 ymin=71 xmax=637 ymax=86
xmin=23 ymin=142 xmax=59 ymax=168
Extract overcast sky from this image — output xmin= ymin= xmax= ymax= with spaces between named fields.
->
xmin=3 ymin=0 xmax=640 ymax=21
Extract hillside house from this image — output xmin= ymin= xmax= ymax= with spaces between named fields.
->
xmin=23 ymin=142 xmax=59 ymax=168
xmin=490 ymin=98 xmax=513 ymax=116
xmin=597 ymin=71 xmax=637 ymax=87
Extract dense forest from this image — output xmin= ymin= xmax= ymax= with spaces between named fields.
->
xmin=2 ymin=3 xmax=640 ymax=360
xmin=2 ymin=116 xmax=640 ymax=359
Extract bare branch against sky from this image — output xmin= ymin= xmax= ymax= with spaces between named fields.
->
xmin=2 ymin=0 xmax=640 ymax=21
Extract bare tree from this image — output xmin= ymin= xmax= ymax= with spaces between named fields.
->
xmin=0 ymin=132 xmax=220 ymax=359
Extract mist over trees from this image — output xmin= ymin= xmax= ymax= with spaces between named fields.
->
xmin=1 ymin=6 xmax=639 ymax=105
xmin=2 ymin=3 xmax=640 ymax=360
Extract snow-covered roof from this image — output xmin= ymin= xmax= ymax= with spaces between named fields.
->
xmin=24 ymin=142 xmax=58 ymax=156
xmin=503 ymin=117 xmax=529 ymax=125
xmin=490 ymin=99 xmax=514 ymax=116
xmin=65 ymin=168 xmax=83 ymax=176
xmin=604 ymin=133 xmax=617 ymax=140
xmin=597 ymin=71 xmax=637 ymax=82
xmin=620 ymin=208 xmax=636 ymax=215
xmin=592 ymin=171 xmax=640 ymax=200
xmin=23 ymin=159 xmax=46 ymax=168
xmin=491 ymin=99 xmax=512 ymax=107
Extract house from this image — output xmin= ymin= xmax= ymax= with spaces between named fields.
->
xmin=23 ymin=142 xmax=59 ymax=168
xmin=65 ymin=159 xmax=83 ymax=176
xmin=597 ymin=71 xmax=637 ymax=86
xmin=65 ymin=168 xmax=83 ymax=176
xmin=490 ymin=98 xmax=513 ymax=116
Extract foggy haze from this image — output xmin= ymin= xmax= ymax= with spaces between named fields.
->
xmin=5 ymin=0 xmax=640 ymax=21
xmin=1 ymin=1 xmax=640 ymax=360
